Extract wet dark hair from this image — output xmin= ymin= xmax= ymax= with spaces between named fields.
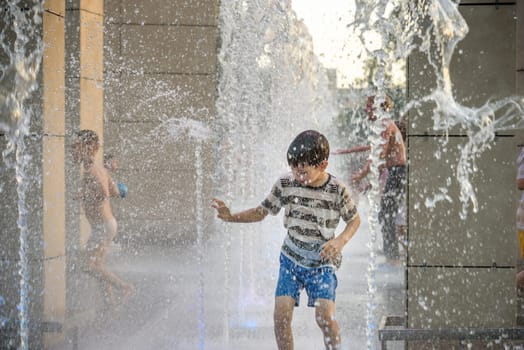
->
xmin=75 ymin=129 xmax=99 ymax=148
xmin=287 ymin=130 xmax=330 ymax=167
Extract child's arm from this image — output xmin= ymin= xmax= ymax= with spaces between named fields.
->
xmin=352 ymin=161 xmax=371 ymax=182
xmin=211 ymin=198 xmax=268 ymax=223
xmin=352 ymin=153 xmax=388 ymax=183
xmin=320 ymin=213 xmax=361 ymax=260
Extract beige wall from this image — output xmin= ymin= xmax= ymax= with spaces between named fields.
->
xmin=42 ymin=2 xmax=67 ymax=347
xmin=407 ymin=1 xmax=519 ymax=343
xmin=103 ymin=0 xmax=218 ymax=245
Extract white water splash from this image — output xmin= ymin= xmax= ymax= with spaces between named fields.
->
xmin=425 ymin=187 xmax=453 ymax=209
xmin=153 ymin=116 xmax=214 ymax=143
xmin=0 ymin=2 xmax=44 ymax=349
xmin=215 ymin=0 xmax=336 ymax=347
xmin=403 ymin=0 xmax=524 ymax=218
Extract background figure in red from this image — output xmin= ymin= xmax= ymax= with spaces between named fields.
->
xmin=352 ymin=96 xmax=407 ymax=264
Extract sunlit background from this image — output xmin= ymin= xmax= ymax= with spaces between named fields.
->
xmin=292 ymin=0 xmax=405 ymax=88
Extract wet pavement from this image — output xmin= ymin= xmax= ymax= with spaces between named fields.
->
xmin=58 ymin=203 xmax=404 ymax=350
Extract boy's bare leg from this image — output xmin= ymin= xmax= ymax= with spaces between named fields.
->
xmin=315 ymin=299 xmax=341 ymax=350
xmin=102 ymin=282 xmax=116 ymax=306
xmin=85 ymin=243 xmax=134 ymax=304
xmin=274 ymin=296 xmax=295 ymax=350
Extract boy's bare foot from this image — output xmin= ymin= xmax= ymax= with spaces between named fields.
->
xmin=102 ymin=285 xmax=116 ymax=307
xmin=117 ymin=284 xmax=135 ymax=305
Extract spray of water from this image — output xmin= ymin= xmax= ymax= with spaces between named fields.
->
xmin=352 ymin=0 xmax=400 ymax=346
xmin=153 ymin=116 xmax=214 ymax=143
xmin=0 ymin=2 xmax=44 ymax=349
xmin=151 ymin=116 xmax=213 ymax=349
xmin=216 ymin=0 xmax=336 ymax=346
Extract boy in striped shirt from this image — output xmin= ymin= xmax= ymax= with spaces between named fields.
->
xmin=212 ymin=130 xmax=360 ymax=350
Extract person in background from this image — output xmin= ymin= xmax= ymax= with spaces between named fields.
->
xmin=394 ymin=116 xmax=408 ymax=251
xmin=352 ymin=96 xmax=406 ymax=264
xmin=72 ymin=130 xmax=133 ymax=306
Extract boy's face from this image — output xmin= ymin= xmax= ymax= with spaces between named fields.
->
xmin=71 ymin=141 xmax=84 ymax=163
xmin=291 ymin=161 xmax=328 ymax=187
xmin=71 ymin=140 xmax=97 ymax=164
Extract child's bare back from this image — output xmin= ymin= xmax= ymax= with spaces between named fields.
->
xmin=81 ymin=163 xmax=118 ymax=226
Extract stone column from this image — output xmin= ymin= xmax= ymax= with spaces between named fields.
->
xmin=41 ymin=1 xmax=66 ymax=348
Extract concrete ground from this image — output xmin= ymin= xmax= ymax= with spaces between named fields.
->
xmin=58 ymin=203 xmax=405 ymax=350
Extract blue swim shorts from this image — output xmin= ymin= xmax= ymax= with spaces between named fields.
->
xmin=275 ymin=253 xmax=337 ymax=307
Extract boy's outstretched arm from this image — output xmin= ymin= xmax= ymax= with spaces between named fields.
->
xmin=320 ymin=213 xmax=361 ymax=260
xmin=211 ymin=198 xmax=268 ymax=223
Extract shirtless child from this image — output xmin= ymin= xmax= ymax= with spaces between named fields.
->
xmin=71 ymin=129 xmax=133 ymax=305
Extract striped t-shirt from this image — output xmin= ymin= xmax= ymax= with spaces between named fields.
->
xmin=261 ymin=172 xmax=358 ymax=269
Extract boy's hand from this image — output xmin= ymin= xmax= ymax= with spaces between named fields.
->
xmin=211 ymin=198 xmax=233 ymax=221
xmin=320 ymin=238 xmax=344 ymax=261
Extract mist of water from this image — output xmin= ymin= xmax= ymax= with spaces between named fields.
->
xmin=151 ymin=117 xmax=214 ymax=348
